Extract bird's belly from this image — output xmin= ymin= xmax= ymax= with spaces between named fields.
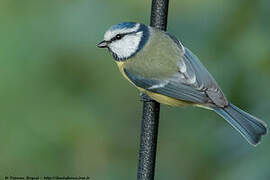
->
xmin=138 ymin=87 xmax=189 ymax=107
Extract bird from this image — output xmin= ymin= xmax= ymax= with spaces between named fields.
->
xmin=97 ymin=22 xmax=267 ymax=146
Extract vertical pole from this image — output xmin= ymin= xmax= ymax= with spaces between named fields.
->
xmin=137 ymin=1 xmax=169 ymax=180
xmin=137 ymin=94 xmax=160 ymax=180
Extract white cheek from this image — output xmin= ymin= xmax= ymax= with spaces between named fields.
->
xmin=109 ymin=32 xmax=143 ymax=59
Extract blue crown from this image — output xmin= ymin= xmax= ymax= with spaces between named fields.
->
xmin=109 ymin=22 xmax=137 ymax=31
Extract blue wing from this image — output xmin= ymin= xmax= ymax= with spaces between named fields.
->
xmin=124 ymin=68 xmax=210 ymax=104
xmin=124 ymin=36 xmax=228 ymax=107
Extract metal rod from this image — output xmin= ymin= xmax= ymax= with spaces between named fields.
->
xmin=137 ymin=1 xmax=169 ymax=180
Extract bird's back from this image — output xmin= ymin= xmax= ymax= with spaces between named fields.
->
xmin=123 ymin=28 xmax=183 ymax=79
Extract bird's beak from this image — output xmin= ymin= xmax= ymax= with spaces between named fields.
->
xmin=97 ymin=40 xmax=108 ymax=48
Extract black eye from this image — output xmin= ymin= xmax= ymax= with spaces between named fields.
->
xmin=115 ymin=34 xmax=122 ymax=40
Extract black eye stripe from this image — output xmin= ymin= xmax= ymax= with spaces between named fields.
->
xmin=111 ymin=31 xmax=138 ymax=42
xmin=111 ymin=34 xmax=124 ymax=41
xmin=116 ymin=34 xmax=122 ymax=39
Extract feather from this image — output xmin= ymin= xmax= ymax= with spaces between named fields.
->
xmin=214 ymin=103 xmax=267 ymax=145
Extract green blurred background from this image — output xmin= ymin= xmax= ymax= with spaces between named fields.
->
xmin=0 ymin=0 xmax=269 ymax=179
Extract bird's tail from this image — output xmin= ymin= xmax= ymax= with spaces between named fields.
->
xmin=213 ymin=103 xmax=267 ymax=145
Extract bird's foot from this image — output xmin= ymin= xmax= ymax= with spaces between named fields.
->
xmin=140 ymin=93 xmax=154 ymax=102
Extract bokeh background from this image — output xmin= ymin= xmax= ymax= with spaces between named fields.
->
xmin=0 ymin=0 xmax=270 ymax=179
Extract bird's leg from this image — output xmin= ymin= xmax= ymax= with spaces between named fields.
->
xmin=140 ymin=93 xmax=153 ymax=102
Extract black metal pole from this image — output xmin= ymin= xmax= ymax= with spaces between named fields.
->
xmin=137 ymin=1 xmax=169 ymax=180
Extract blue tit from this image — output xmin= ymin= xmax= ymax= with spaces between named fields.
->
xmin=97 ymin=22 xmax=267 ymax=145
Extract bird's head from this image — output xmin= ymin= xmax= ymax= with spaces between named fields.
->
xmin=97 ymin=22 xmax=150 ymax=61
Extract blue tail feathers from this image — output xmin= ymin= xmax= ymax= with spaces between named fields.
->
xmin=214 ymin=103 xmax=267 ymax=145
